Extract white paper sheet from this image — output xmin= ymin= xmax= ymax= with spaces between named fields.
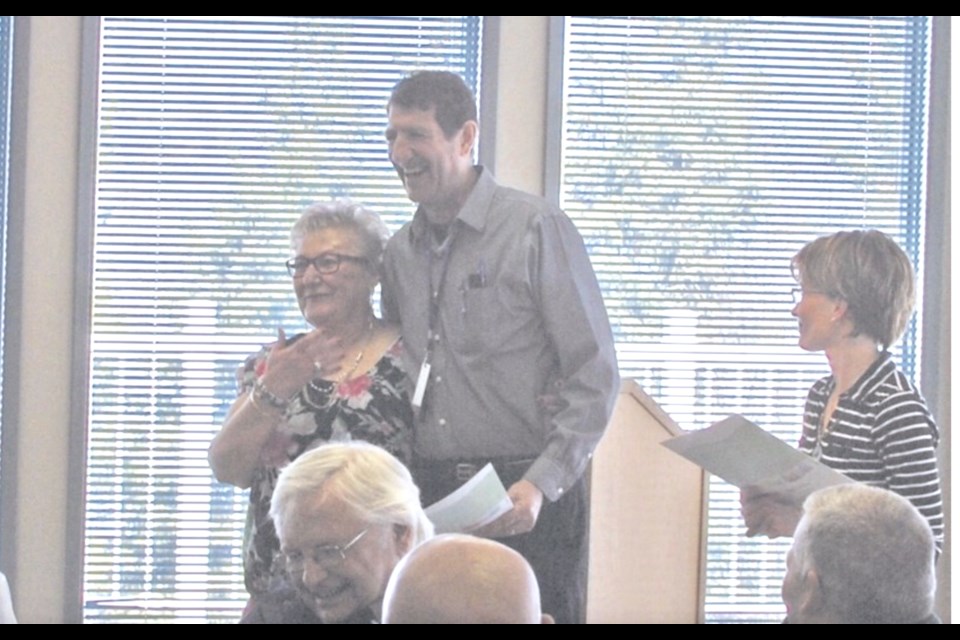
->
xmin=661 ymin=414 xmax=853 ymax=504
xmin=424 ymin=463 xmax=513 ymax=534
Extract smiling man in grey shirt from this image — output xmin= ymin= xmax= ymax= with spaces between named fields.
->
xmin=381 ymin=71 xmax=619 ymax=624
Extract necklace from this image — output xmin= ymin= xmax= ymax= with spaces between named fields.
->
xmin=335 ymin=347 xmax=366 ymax=385
xmin=819 ymin=388 xmax=840 ymax=436
xmin=336 ymin=318 xmax=375 ymax=383
xmin=813 ymin=388 xmax=841 ymax=460
xmin=299 ymin=318 xmax=377 ymax=413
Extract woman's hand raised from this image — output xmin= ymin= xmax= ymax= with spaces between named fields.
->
xmin=258 ymin=327 xmax=346 ymax=399
xmin=209 ymin=327 xmax=346 ymax=488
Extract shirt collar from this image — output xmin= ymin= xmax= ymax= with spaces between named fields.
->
xmin=844 ymin=350 xmax=895 ymax=403
xmin=409 ymin=166 xmax=496 ymax=244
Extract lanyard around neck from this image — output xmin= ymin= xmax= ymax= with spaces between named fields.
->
xmin=425 ymin=223 xmax=459 ymax=364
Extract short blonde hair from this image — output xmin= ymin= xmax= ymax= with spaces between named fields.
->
xmin=792 ymin=229 xmax=915 ymax=349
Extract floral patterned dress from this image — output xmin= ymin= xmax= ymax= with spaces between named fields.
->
xmin=238 ymin=334 xmax=414 ymax=597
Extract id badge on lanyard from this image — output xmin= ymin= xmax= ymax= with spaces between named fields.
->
xmin=411 ymin=359 xmax=431 ymax=411
xmin=412 ymin=226 xmax=457 ymax=413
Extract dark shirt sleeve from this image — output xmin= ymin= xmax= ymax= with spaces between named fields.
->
xmin=239 ymin=589 xmax=323 ymax=624
xmin=874 ymin=392 xmax=944 ymax=547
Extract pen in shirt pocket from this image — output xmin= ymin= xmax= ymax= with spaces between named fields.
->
xmin=467 ymin=258 xmax=487 ymax=289
xmin=461 ymin=258 xmax=488 ymax=315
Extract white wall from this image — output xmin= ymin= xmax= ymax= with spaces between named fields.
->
xmin=492 ymin=16 xmax=548 ymax=195
xmin=7 ymin=15 xmax=82 ymax=623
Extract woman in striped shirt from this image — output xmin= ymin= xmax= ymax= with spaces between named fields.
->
xmin=742 ymin=230 xmax=944 ymax=550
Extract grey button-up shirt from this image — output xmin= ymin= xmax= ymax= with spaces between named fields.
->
xmin=382 ymin=168 xmax=619 ymax=501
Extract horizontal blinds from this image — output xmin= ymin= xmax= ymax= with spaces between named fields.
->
xmin=86 ymin=15 xmax=482 ymax=623
xmin=560 ymin=16 xmax=928 ymax=623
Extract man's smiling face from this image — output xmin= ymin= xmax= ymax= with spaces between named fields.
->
xmin=278 ymin=491 xmax=409 ymax=623
xmin=386 ymin=104 xmax=475 ymax=224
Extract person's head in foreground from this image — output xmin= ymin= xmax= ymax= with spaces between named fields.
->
xmin=270 ymin=441 xmax=433 ymax=623
xmin=381 ymin=533 xmax=553 ymax=624
xmin=791 ymin=228 xmax=915 ymax=353
xmin=783 ymin=484 xmax=936 ymax=624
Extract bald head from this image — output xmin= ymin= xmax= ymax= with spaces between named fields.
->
xmin=382 ymin=534 xmax=550 ymax=624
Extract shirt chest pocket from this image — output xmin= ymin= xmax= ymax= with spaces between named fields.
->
xmin=453 ymin=279 xmax=534 ymax=356
xmin=457 ymin=284 xmax=503 ymax=355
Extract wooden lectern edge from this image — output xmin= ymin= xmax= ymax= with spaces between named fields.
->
xmin=619 ymin=378 xmax=687 ymax=438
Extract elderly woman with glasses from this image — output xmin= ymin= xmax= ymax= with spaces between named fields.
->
xmin=209 ymin=200 xmax=414 ymax=621
xmin=741 ymin=230 xmax=944 ymax=552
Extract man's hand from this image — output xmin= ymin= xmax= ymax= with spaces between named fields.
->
xmin=470 ymin=479 xmax=544 ymax=539
xmin=537 ymin=378 xmax=569 ymax=416
xmin=740 ymin=488 xmax=802 ymax=538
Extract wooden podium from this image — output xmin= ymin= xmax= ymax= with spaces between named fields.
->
xmin=586 ymin=379 xmax=707 ymax=624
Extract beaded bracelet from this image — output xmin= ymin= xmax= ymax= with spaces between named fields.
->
xmin=252 ymin=377 xmax=289 ymax=412
xmin=247 ymin=391 xmax=279 ymax=417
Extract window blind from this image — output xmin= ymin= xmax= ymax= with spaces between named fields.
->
xmin=86 ymin=15 xmax=482 ymax=623
xmin=558 ymin=15 xmax=929 ymax=623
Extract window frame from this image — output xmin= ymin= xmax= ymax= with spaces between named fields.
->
xmin=544 ymin=14 xmax=950 ymax=622
xmin=64 ymin=15 xmax=105 ymax=623
xmin=66 ymin=15 xmax=500 ymax=623
xmin=0 ymin=14 xmax=25 ymax=592
xmin=921 ymin=15 xmax=950 ymax=619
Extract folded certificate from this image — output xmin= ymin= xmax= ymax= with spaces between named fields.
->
xmin=424 ymin=463 xmax=513 ymax=534
xmin=662 ymin=414 xmax=853 ymax=504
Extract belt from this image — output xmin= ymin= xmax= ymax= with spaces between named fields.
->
xmin=414 ymin=456 xmax=536 ymax=487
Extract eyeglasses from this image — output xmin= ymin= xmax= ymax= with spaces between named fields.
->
xmin=283 ymin=528 xmax=369 ymax=572
xmin=286 ymin=253 xmax=369 ymax=277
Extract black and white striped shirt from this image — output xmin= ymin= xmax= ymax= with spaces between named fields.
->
xmin=798 ymin=351 xmax=944 ymax=548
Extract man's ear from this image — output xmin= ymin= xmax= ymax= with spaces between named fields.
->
xmin=393 ymin=523 xmax=415 ymax=554
xmin=456 ymin=120 xmax=478 ymax=157
xmin=797 ymin=567 xmax=827 ymax=617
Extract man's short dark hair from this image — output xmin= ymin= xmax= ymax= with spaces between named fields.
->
xmin=388 ymin=70 xmax=477 ymax=137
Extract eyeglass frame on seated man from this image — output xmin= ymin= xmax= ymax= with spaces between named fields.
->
xmin=282 ymin=527 xmax=370 ymax=573
xmin=285 ymin=252 xmax=370 ymax=278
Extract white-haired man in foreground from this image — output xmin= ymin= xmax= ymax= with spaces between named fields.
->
xmin=382 ymin=533 xmax=553 ymax=624
xmin=243 ymin=442 xmax=433 ymax=624
xmin=783 ymin=483 xmax=938 ymax=624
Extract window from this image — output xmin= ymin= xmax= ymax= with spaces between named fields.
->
xmin=0 ymin=15 xmax=13 ymax=559
xmin=84 ymin=15 xmax=483 ymax=622
xmin=554 ymin=16 xmax=931 ymax=622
